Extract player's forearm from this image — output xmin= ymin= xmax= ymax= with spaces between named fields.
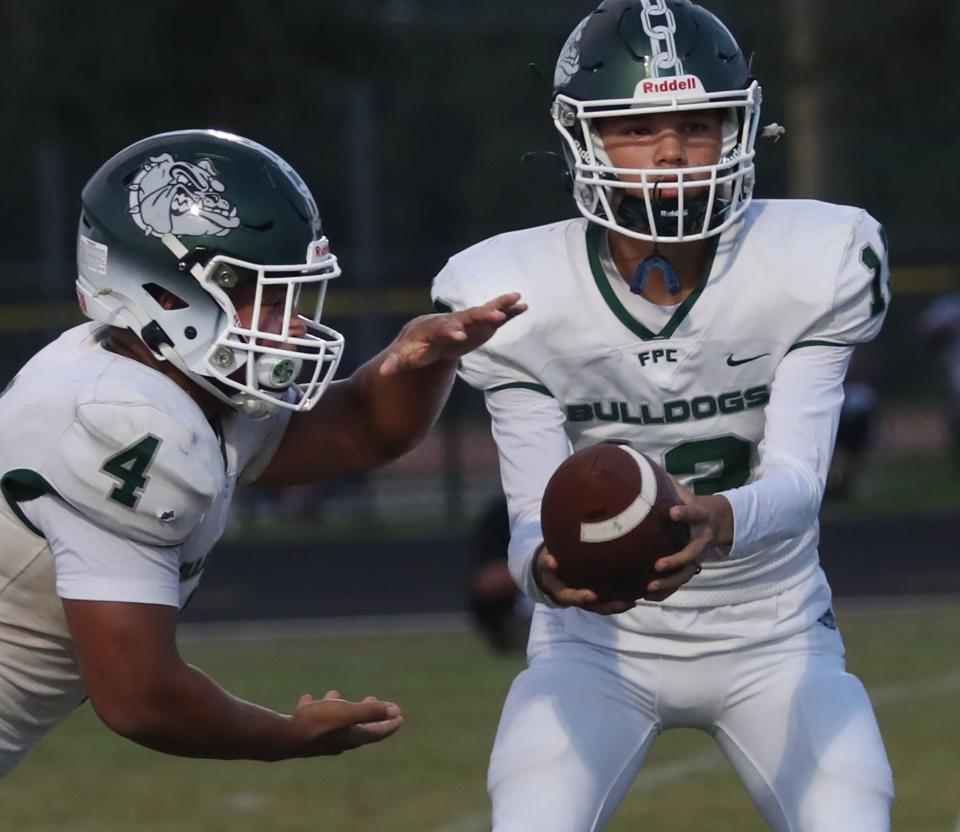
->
xmin=509 ymin=521 xmax=558 ymax=607
xmin=719 ymin=462 xmax=822 ymax=558
xmin=718 ymin=345 xmax=849 ymax=558
xmin=97 ymin=662 xmax=301 ymax=761
xmin=487 ymin=388 xmax=572 ymax=606
xmin=256 ymin=353 xmax=457 ymax=485
xmin=346 ymin=350 xmax=457 ymax=461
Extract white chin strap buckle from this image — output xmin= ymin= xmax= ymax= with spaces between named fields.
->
xmin=236 ymin=394 xmax=276 ymax=420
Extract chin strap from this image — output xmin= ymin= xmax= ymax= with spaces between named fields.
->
xmin=153 ymin=340 xmax=277 ymax=420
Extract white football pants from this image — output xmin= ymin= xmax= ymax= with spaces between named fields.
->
xmin=488 ymin=618 xmax=893 ymax=831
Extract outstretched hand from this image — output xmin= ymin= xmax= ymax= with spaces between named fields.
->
xmin=643 ymin=486 xmax=733 ymax=602
xmin=289 ymin=689 xmax=405 ymax=757
xmin=379 ymin=293 xmax=526 ymax=376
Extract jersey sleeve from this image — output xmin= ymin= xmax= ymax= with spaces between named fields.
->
xmin=721 ymin=211 xmax=889 ymax=558
xmin=20 ymin=494 xmax=182 ymax=606
xmin=719 ymin=343 xmax=852 ymax=558
xmin=794 ymin=210 xmax=891 ymax=348
xmin=34 ymin=402 xmax=223 ymax=546
xmin=432 ymin=261 xmax=546 ymax=394
xmin=485 ymin=386 xmax=572 ymax=606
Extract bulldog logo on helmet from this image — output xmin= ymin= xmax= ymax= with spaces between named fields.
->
xmin=128 ymin=154 xmax=241 ymax=238
xmin=554 ymin=16 xmax=589 ymax=87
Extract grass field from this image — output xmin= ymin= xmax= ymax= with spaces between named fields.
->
xmin=4 ymin=599 xmax=959 ymax=831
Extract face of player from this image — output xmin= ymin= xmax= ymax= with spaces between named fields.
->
xmin=597 ymin=110 xmax=723 ymax=201
xmin=230 ymin=281 xmax=307 ymax=347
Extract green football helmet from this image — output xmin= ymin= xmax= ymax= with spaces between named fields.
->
xmin=77 ymin=129 xmax=344 ymax=418
xmin=552 ymin=0 xmax=762 ymax=242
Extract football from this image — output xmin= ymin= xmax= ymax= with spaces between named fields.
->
xmin=540 ymin=443 xmax=690 ymax=601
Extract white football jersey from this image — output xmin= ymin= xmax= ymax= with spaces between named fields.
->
xmin=0 ymin=322 xmax=290 ymax=771
xmin=433 ymin=200 xmax=890 ymax=652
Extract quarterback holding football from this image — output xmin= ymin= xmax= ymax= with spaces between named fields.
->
xmin=0 ymin=129 xmax=524 ymax=775
xmin=432 ymin=0 xmax=893 ymax=829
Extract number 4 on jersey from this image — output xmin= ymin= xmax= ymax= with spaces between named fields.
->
xmin=102 ymin=435 xmax=162 ymax=508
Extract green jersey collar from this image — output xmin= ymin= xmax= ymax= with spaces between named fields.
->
xmin=585 ymin=222 xmax=719 ymax=341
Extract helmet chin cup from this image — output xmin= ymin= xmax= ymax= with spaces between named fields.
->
xmin=617 ymin=192 xmax=719 ymax=238
xmin=257 ymin=354 xmax=303 ymax=390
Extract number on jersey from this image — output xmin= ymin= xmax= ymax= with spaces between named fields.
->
xmin=102 ymin=435 xmax=162 ymax=508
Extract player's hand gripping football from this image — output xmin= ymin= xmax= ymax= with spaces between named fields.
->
xmin=533 ymin=547 xmax=637 ymax=616
xmin=644 ymin=486 xmax=734 ymax=602
xmin=534 ymin=485 xmax=733 ymax=611
xmin=288 ymin=689 xmax=404 ymax=756
xmin=379 ymin=293 xmax=526 ymax=376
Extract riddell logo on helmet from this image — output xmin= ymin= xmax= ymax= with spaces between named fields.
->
xmin=635 ymin=75 xmax=704 ymax=97
xmin=307 ymin=239 xmax=332 ymax=263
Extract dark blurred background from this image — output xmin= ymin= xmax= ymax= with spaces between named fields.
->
xmin=2 ymin=1 xmax=958 ymax=623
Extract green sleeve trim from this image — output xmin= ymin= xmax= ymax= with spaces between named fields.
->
xmin=486 ymin=382 xmax=553 ymax=397
xmin=786 ymin=339 xmax=852 ymax=353
xmin=1 ymin=469 xmax=57 ymax=538
xmin=433 ymin=300 xmax=453 ymax=314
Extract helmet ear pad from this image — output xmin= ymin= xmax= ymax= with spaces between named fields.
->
xmin=721 ymin=107 xmax=742 ymax=158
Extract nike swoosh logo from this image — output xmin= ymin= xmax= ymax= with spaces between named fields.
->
xmin=726 ymin=353 xmax=769 ymax=367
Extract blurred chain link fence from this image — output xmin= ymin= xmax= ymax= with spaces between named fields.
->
xmin=1 ymin=1 xmax=958 ymax=534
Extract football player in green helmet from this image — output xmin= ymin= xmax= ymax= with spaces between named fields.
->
xmin=433 ymin=1 xmax=893 ymax=829
xmin=77 ymin=129 xmax=348 ymax=420
xmin=553 ymin=0 xmax=760 ymax=247
xmin=0 ymin=129 xmax=525 ymax=775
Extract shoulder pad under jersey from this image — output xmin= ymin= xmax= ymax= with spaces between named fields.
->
xmin=35 ymin=399 xmax=225 ymax=546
